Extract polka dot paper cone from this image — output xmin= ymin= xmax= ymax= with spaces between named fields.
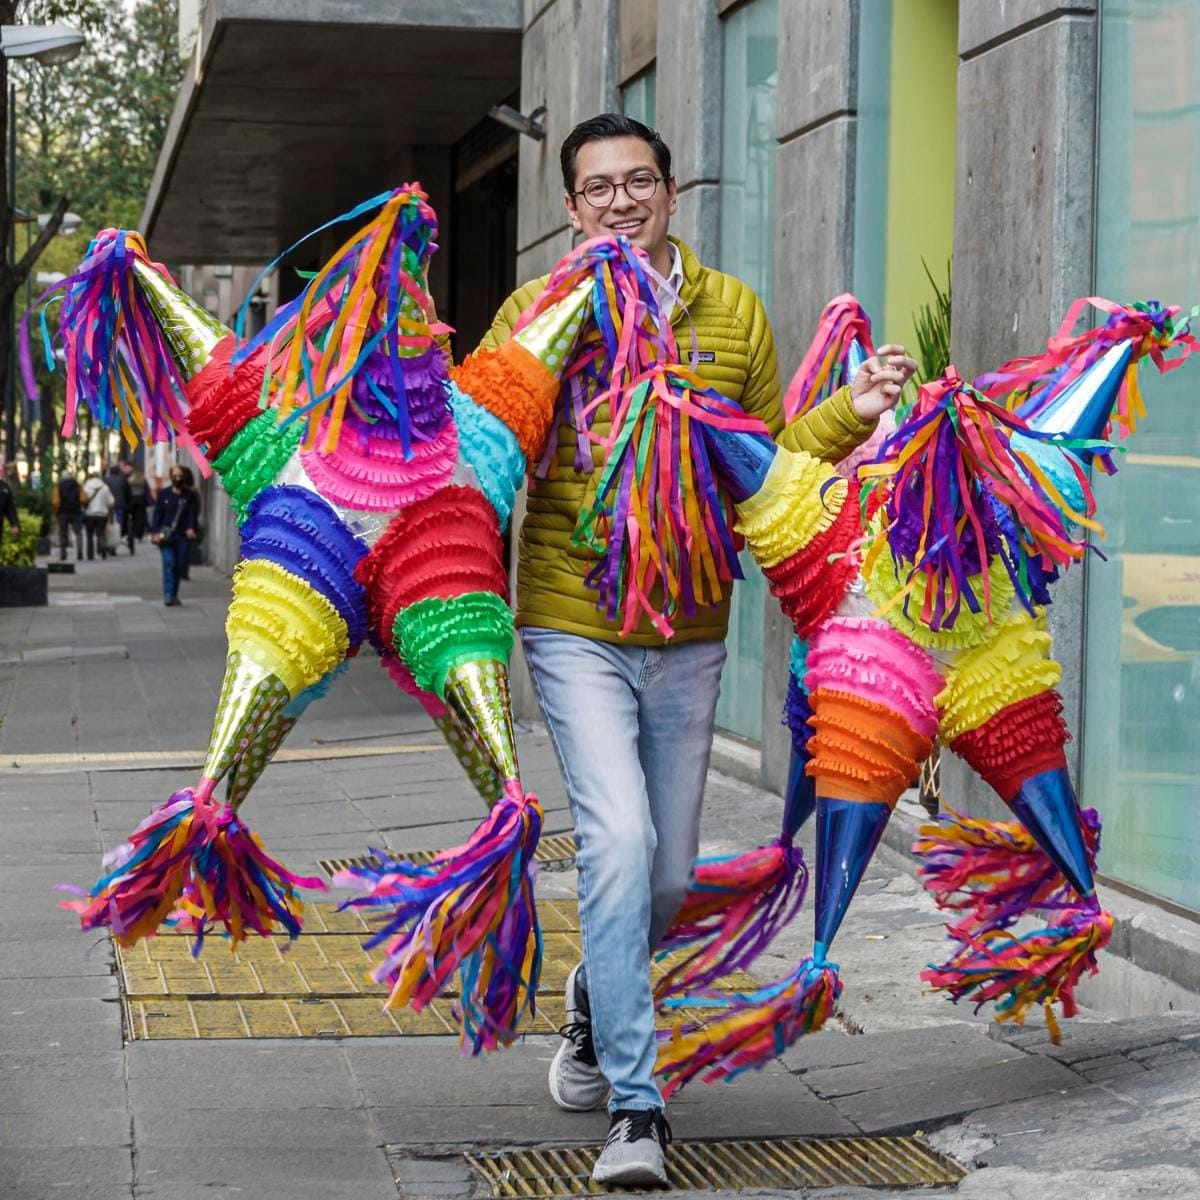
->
xmin=203 ymin=650 xmax=292 ymax=784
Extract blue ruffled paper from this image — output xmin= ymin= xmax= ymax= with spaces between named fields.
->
xmin=449 ymin=382 xmax=527 ymax=531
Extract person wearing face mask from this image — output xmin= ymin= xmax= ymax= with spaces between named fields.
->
xmin=149 ymin=464 xmax=199 ymax=606
xmin=476 ymin=113 xmax=916 ymax=1186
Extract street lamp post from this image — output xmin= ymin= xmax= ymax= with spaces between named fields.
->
xmin=0 ymin=23 xmax=83 ymax=478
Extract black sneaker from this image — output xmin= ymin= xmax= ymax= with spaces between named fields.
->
xmin=548 ymin=963 xmax=609 ymax=1111
xmin=592 ymin=1108 xmax=671 ymax=1187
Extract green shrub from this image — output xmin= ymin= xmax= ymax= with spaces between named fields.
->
xmin=0 ymin=510 xmax=41 ymax=568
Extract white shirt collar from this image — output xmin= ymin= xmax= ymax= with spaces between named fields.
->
xmin=657 ymin=242 xmax=684 ymax=317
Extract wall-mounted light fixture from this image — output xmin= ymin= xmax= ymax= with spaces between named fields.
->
xmin=488 ymin=104 xmax=547 ymax=141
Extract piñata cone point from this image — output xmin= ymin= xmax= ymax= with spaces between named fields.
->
xmin=130 ymin=258 xmax=230 ymax=382
xmin=433 ymin=712 xmax=504 ymax=804
xmin=224 ymin=710 xmax=297 ymax=809
xmin=203 ymin=650 xmax=292 ymax=784
xmin=442 ymin=659 xmax=520 ymax=785
xmin=511 ymin=279 xmax=592 ymax=372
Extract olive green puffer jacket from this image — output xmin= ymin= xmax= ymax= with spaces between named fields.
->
xmin=479 ymin=237 xmax=876 ymax=645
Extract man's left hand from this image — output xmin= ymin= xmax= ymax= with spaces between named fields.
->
xmin=850 ymin=343 xmax=919 ymax=420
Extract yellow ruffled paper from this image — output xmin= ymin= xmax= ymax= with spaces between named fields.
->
xmin=937 ymin=609 xmax=1061 ymax=742
xmin=734 ymin=448 xmax=847 ymax=568
xmin=865 ymin=543 xmax=1015 ymax=652
xmin=225 ymin=559 xmax=349 ymax=697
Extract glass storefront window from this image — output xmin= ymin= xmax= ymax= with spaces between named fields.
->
xmin=1084 ymin=0 xmax=1200 ymax=910
xmin=621 ymin=66 xmax=656 ymax=128
xmin=714 ymin=0 xmax=778 ymax=741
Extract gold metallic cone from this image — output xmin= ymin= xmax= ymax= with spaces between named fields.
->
xmin=433 ymin=712 xmax=504 ymax=805
xmin=131 ymin=258 xmax=230 ymax=382
xmin=203 ymin=649 xmax=292 ymax=783
xmin=511 ymin=279 xmax=591 ymax=375
xmin=224 ymin=710 xmax=298 ymax=809
xmin=442 ymin=659 xmax=520 ymax=785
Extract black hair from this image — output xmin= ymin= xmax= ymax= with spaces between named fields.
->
xmin=560 ymin=113 xmax=673 ymax=193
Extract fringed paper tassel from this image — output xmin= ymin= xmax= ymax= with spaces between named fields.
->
xmin=922 ymin=902 xmax=1113 ymax=1041
xmin=654 ymin=840 xmax=809 ymax=1001
xmin=335 ymin=780 xmax=543 ymax=1053
xmin=916 ymin=806 xmax=1102 ymax=939
xmin=783 ymin=293 xmax=874 ymax=421
xmin=655 ymin=955 xmax=841 ymax=1098
xmin=62 ymin=783 xmax=325 ymax=950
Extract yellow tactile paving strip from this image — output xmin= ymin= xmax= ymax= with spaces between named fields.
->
xmin=116 ymin=900 xmax=756 ymax=1041
xmin=317 ymin=833 xmax=579 ymax=877
xmin=0 ymin=743 xmax=445 ymax=770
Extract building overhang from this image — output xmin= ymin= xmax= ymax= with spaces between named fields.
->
xmin=143 ymin=0 xmax=522 ymax=263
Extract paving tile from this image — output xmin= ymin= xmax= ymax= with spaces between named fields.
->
xmin=1 ymin=1145 xmax=132 ymax=1199
xmin=133 ymin=1103 xmax=380 ymax=1149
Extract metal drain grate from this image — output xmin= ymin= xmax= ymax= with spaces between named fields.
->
xmin=318 ymin=833 xmax=578 ymax=877
xmin=465 ymin=1136 xmax=967 ymax=1194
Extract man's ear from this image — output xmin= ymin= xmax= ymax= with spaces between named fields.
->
xmin=564 ymin=191 xmax=583 ymax=233
xmin=667 ymin=176 xmax=678 ymax=217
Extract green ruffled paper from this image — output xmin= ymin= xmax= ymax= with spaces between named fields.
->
xmin=213 ymin=411 xmax=304 ymax=524
xmin=395 ymin=590 xmax=514 ymax=698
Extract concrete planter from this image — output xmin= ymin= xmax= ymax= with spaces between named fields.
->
xmin=0 ymin=565 xmax=49 ymax=606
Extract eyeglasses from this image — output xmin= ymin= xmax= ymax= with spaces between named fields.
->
xmin=573 ymin=172 xmax=664 ymax=209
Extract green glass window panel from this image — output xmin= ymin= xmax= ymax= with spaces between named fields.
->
xmin=621 ymin=66 xmax=657 ymax=128
xmin=714 ymin=0 xmax=778 ymax=742
xmin=1084 ymin=0 xmax=1200 ymax=910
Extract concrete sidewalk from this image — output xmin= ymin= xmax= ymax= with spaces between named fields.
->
xmin=1 ymin=550 xmax=1198 ymax=1199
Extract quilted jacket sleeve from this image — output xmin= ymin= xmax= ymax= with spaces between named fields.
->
xmin=476 ymin=278 xmax=547 ymax=353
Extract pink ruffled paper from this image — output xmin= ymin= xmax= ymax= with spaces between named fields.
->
xmin=301 ymin=417 xmax=457 ymax=512
xmin=805 ymin=616 xmax=941 ymax=737
xmin=379 ymin=649 xmax=447 ymax=719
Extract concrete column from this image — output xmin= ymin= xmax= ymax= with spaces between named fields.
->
xmin=759 ymin=0 xmax=861 ymax=794
xmin=656 ymin=0 xmax=721 ymax=263
xmin=944 ymin=1 xmax=1098 ymax=818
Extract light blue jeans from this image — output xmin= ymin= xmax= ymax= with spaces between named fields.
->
xmin=520 ymin=626 xmax=727 ymax=1112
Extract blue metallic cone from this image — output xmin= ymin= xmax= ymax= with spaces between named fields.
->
xmin=846 ymin=337 xmax=869 ymax=383
xmin=813 ymin=797 xmax=892 ymax=961
xmin=1006 ymin=766 xmax=1096 ymax=903
xmin=782 ymin=749 xmax=817 ymax=842
xmin=1016 ymin=339 xmax=1133 ymax=462
xmin=703 ymin=423 xmax=777 ymax=503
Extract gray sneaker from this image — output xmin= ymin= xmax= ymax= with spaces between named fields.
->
xmin=592 ymin=1108 xmax=671 ymax=1187
xmin=548 ymin=963 xmax=609 ymax=1111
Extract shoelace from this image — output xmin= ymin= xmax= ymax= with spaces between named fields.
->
xmin=607 ymin=1108 xmax=672 ymax=1148
xmin=558 ymin=1019 xmax=598 ymax=1067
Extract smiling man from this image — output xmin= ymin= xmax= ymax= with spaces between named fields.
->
xmin=477 ymin=114 xmax=914 ymax=1186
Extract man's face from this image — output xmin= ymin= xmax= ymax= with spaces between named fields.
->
xmin=564 ymin=136 xmax=677 ymax=264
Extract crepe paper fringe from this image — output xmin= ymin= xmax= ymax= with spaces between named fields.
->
xmin=185 ymin=337 xmax=268 ymax=459
xmin=62 ymin=787 xmax=325 ymax=951
xmin=299 ymin=414 xmax=458 ymax=514
xmin=977 ymin=298 xmax=1199 ymax=453
xmin=237 ymin=184 xmax=445 ymax=456
xmin=395 ymin=591 xmax=514 ymax=700
xmin=949 ymin=688 xmax=1070 ymax=802
xmin=783 ymin=293 xmax=876 ymax=421
xmin=212 ymin=410 xmax=305 ymax=524
xmin=32 ymin=228 xmax=211 ymax=469
xmin=226 ymin=558 xmax=350 ymax=697
xmin=805 ymin=688 xmax=932 ymax=806
xmin=573 ymin=366 xmax=761 ymax=637
xmin=655 ymin=956 xmax=841 ymax=1097
xmin=356 ymin=486 xmax=508 ymax=655
xmin=334 ymin=783 xmax=544 ymax=1053
xmin=859 ymin=371 xmax=1099 ymax=631
xmin=922 ymin=903 xmax=1113 ymax=1041
xmin=239 ymin=486 xmax=369 ymax=646
xmin=451 ymin=339 xmax=561 ymax=464
xmin=805 ymin=616 xmax=942 ymax=740
xmin=449 ymin=382 xmax=528 ymax=531
xmin=865 ymin=541 xmax=1015 ymax=653
xmin=783 ymin=653 xmax=814 ymax=756
xmin=915 ymin=805 xmax=1102 ymax=942
xmin=936 ymin=611 xmax=1061 ymax=743
xmin=735 ymin=448 xmax=848 ymax=570
xmin=761 ymin=481 xmax=862 ymax=640
xmin=655 ymin=839 xmax=808 ymax=1002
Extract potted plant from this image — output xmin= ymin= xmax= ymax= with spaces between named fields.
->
xmin=0 ymin=510 xmax=49 ymax=606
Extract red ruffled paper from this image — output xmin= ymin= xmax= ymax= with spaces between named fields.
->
xmin=185 ymin=336 xmax=269 ymax=459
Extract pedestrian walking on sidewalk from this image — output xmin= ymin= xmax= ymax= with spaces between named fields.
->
xmin=104 ymin=460 xmax=129 ymax=552
xmin=478 ymin=113 xmax=916 ymax=1187
xmin=81 ymin=469 xmax=115 ymax=560
xmin=126 ymin=469 xmax=150 ymax=552
xmin=150 ymin=466 xmax=198 ymax=606
xmin=0 ymin=475 xmax=20 ymax=549
xmin=54 ymin=470 xmax=83 ymax=560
